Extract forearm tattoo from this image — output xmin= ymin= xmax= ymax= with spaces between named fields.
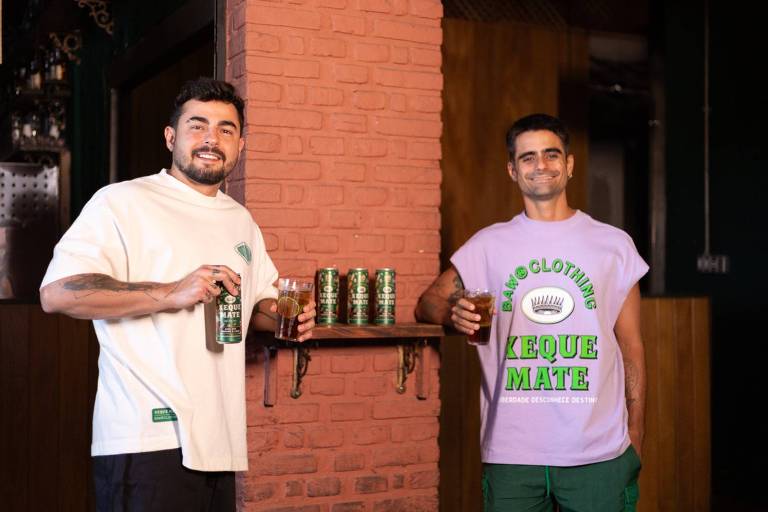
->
xmin=448 ymin=273 xmax=465 ymax=304
xmin=624 ymin=358 xmax=639 ymax=407
xmin=62 ymin=274 xmax=166 ymax=301
xmin=420 ymin=271 xmax=466 ymax=325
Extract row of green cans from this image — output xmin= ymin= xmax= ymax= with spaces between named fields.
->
xmin=316 ymin=268 xmax=395 ymax=325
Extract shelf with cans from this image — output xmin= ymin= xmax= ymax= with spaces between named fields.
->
xmin=316 ymin=267 xmax=397 ymax=327
xmin=249 ymin=267 xmax=445 ymax=404
xmin=2 ymin=44 xmax=71 ymax=159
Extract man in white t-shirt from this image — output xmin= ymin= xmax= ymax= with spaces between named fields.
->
xmin=40 ymin=78 xmax=316 ymax=511
xmin=416 ymin=114 xmax=647 ymax=511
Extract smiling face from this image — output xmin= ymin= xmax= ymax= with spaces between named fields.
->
xmin=164 ymin=99 xmax=245 ymax=188
xmin=507 ymin=129 xmax=574 ymax=202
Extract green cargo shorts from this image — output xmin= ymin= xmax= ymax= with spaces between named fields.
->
xmin=482 ymin=446 xmax=641 ymax=512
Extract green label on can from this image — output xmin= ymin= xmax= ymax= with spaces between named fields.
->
xmin=347 ymin=268 xmax=369 ymax=324
xmin=375 ymin=269 xmax=396 ymax=324
xmin=152 ymin=407 xmax=178 ymax=422
xmin=318 ymin=268 xmax=339 ymax=324
xmin=217 ymin=285 xmax=242 ymax=343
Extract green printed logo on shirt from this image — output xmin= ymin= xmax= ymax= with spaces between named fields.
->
xmin=499 ymin=256 xmax=601 ymax=395
xmin=152 ymin=408 xmax=178 ymax=423
xmin=235 ymin=242 xmax=252 ymax=264
xmin=501 ymin=257 xmax=598 ymax=313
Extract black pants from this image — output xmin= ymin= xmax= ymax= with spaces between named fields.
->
xmin=93 ymin=449 xmax=235 ymax=512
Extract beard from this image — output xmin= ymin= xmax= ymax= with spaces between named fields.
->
xmin=173 ymin=146 xmax=233 ymax=185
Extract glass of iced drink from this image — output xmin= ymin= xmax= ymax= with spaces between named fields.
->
xmin=463 ymin=289 xmax=496 ymax=345
xmin=275 ymin=278 xmax=313 ymax=341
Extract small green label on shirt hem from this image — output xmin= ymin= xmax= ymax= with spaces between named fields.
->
xmin=152 ymin=407 xmax=177 ymax=422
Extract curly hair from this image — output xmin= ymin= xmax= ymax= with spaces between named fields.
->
xmin=169 ymin=77 xmax=245 ymax=131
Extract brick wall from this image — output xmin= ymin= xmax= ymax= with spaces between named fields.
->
xmin=242 ymin=345 xmax=441 ymax=511
xmin=226 ymin=0 xmax=443 ymax=323
xmin=225 ymin=1 xmax=444 ymax=510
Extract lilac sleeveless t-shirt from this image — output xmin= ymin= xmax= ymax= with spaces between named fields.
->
xmin=451 ymin=210 xmax=648 ymax=466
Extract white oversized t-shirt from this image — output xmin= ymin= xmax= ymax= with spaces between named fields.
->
xmin=41 ymin=170 xmax=278 ymax=471
xmin=451 ymin=210 xmax=648 ymax=466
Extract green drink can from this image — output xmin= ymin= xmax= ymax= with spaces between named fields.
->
xmin=375 ymin=268 xmax=396 ymax=325
xmin=347 ymin=268 xmax=369 ymax=325
xmin=317 ymin=267 xmax=339 ymax=325
xmin=216 ymin=282 xmax=242 ymax=344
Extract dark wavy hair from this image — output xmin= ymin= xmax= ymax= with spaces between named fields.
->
xmin=169 ymin=77 xmax=245 ymax=132
xmin=506 ymin=113 xmax=570 ymax=162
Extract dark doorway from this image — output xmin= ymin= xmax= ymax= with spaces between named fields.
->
xmin=587 ymin=34 xmax=652 ymax=281
xmin=115 ymin=37 xmax=213 ymax=182
xmin=110 ymin=0 xmax=217 ymax=182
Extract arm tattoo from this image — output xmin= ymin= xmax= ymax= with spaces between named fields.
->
xmin=448 ymin=273 xmax=465 ymax=304
xmin=624 ymin=358 xmax=639 ymax=404
xmin=62 ymin=274 xmax=165 ymax=301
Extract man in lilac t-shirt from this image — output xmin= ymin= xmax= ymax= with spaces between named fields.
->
xmin=416 ymin=114 xmax=647 ymax=511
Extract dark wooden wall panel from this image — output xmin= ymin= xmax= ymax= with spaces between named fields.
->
xmin=28 ymin=306 xmax=60 ymax=511
xmin=692 ymin=299 xmax=711 ymax=512
xmin=675 ymin=300 xmax=695 ymax=511
xmin=1 ymin=305 xmax=30 ymax=510
xmin=638 ymin=297 xmax=711 ymax=512
xmin=58 ymin=315 xmax=92 ymax=511
xmin=639 ymin=300 xmax=661 ymax=510
xmin=438 ymin=333 xmax=482 ymax=512
xmin=0 ymin=305 xmax=97 ymax=511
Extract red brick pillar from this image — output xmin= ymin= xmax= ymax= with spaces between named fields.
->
xmin=242 ymin=344 xmax=442 ymax=511
xmin=225 ymin=1 xmax=444 ymax=510
xmin=226 ymin=0 xmax=443 ymax=322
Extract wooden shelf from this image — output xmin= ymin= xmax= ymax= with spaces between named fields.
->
xmin=248 ymin=323 xmax=446 ymax=405
xmin=248 ymin=323 xmax=446 ymax=346
xmin=310 ymin=322 xmax=445 ymax=340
